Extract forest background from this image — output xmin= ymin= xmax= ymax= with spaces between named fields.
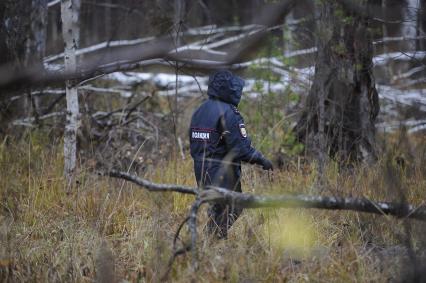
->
xmin=0 ymin=0 xmax=426 ymax=282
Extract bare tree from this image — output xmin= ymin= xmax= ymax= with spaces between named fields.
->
xmin=61 ymin=0 xmax=80 ymax=185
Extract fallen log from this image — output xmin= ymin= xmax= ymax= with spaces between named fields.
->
xmin=107 ymin=170 xmax=426 ymax=221
xmin=105 ymin=169 xmax=426 ymax=272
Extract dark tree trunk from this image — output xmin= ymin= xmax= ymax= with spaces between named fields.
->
xmin=26 ymin=0 xmax=48 ymax=68
xmin=0 ymin=0 xmax=47 ymax=129
xmin=294 ymin=0 xmax=380 ymax=166
xmin=418 ymin=0 xmax=426 ymax=51
xmin=26 ymin=0 xmax=48 ymax=117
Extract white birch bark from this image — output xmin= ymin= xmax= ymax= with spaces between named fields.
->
xmin=61 ymin=0 xmax=80 ymax=185
xmin=401 ymin=0 xmax=419 ymax=51
xmin=283 ymin=10 xmax=296 ymax=56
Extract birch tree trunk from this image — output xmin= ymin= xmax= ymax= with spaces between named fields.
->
xmin=401 ymin=0 xmax=419 ymax=51
xmin=283 ymin=10 xmax=296 ymax=55
xmin=61 ymin=0 xmax=80 ymax=185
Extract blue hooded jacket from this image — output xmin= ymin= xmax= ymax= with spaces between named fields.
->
xmin=189 ymin=70 xmax=265 ymax=188
xmin=207 ymin=70 xmax=244 ymax=106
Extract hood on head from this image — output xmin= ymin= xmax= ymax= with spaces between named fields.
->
xmin=207 ymin=70 xmax=245 ymax=106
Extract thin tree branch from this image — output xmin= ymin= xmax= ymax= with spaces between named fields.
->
xmin=107 ymin=170 xmax=197 ymax=195
xmin=161 ymin=216 xmax=191 ymax=281
xmin=188 ymin=198 xmax=203 ymax=270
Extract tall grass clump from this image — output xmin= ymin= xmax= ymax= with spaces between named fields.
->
xmin=0 ymin=131 xmax=425 ymax=282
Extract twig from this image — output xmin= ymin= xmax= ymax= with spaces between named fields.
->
xmin=178 ymin=137 xmax=185 ymax=160
xmin=124 ymin=96 xmax=150 ymax=121
xmin=189 ymin=198 xmax=203 ymax=271
xmin=161 ymin=216 xmax=191 ymax=281
xmin=106 ymin=170 xmax=197 ymax=195
xmin=42 ymin=93 xmax=66 ymax=115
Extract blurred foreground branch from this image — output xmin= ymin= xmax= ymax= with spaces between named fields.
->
xmin=0 ymin=0 xmax=296 ymax=91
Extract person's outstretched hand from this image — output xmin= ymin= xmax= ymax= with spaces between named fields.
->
xmin=261 ymin=158 xmax=273 ymax=171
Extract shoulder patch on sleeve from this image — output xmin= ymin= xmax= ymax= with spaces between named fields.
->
xmin=239 ymin=124 xmax=247 ymax=138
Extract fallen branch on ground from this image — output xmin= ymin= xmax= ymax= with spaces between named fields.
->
xmin=107 ymin=170 xmax=426 ymax=221
xmin=104 ymin=170 xmax=426 ymax=271
xmin=200 ymin=186 xmax=426 ymax=220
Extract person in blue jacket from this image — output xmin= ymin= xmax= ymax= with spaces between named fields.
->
xmin=189 ymin=70 xmax=273 ymax=239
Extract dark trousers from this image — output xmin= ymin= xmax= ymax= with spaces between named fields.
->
xmin=194 ymin=160 xmax=243 ymax=238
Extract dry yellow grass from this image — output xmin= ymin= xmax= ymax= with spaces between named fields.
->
xmin=0 ymin=132 xmax=425 ymax=282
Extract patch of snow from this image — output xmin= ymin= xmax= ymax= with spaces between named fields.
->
xmin=373 ymin=51 xmax=426 ymax=66
xmin=173 ymin=45 xmax=227 ymax=56
xmin=106 ymin=72 xmax=151 ymax=85
xmin=392 ymin=66 xmax=426 ymax=82
xmin=44 ymin=37 xmax=155 ymax=63
xmin=44 ymin=62 xmax=63 ymax=71
xmin=184 ymin=24 xmax=261 ymax=36
xmin=377 ymin=119 xmax=426 ymax=133
xmin=105 ymin=72 xmax=208 ymax=90
xmin=409 ymin=123 xmax=426 ymax=133
xmin=377 ymin=84 xmax=426 ymax=111
xmin=374 ymin=36 xmax=426 ymax=45
xmin=48 ymin=0 xmax=60 ymax=8
xmin=284 ymin=47 xmax=317 ymax=58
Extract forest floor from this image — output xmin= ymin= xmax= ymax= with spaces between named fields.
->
xmin=1 ymin=131 xmax=426 ymax=282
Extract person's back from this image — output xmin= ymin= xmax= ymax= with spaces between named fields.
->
xmin=189 ymin=70 xmax=273 ymax=238
xmin=189 ymin=98 xmax=231 ymax=166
